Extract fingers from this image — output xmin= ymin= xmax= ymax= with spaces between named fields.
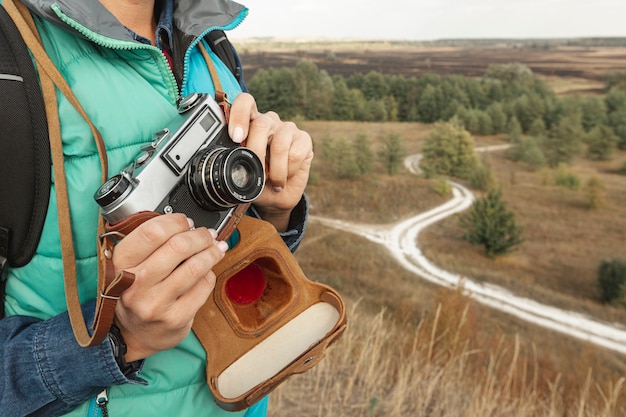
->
xmin=228 ymin=93 xmax=258 ymax=144
xmin=112 ymin=214 xmax=227 ymax=361
xmin=228 ymin=93 xmax=313 ymax=191
xmin=113 ymin=213 xmax=194 ymax=272
xmin=113 ymin=213 xmax=227 ymax=294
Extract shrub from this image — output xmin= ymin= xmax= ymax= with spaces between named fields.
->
xmin=584 ymin=176 xmax=605 ymax=209
xmin=421 ymin=120 xmax=477 ymax=179
xmin=598 ymin=258 xmax=626 ymax=303
xmin=469 ymin=160 xmax=497 ymax=191
xmin=553 ymin=164 xmax=581 ymax=190
xmin=432 ymin=177 xmax=452 ymax=196
xmin=458 ymin=188 xmax=524 ymax=258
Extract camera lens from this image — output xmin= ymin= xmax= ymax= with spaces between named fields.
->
xmin=231 ymin=162 xmax=251 ymax=189
xmin=188 ymin=146 xmax=265 ymax=210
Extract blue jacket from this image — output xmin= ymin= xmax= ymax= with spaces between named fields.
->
xmin=0 ymin=0 xmax=307 ymax=416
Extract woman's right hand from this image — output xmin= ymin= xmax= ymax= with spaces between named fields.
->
xmin=109 ymin=213 xmax=228 ymax=362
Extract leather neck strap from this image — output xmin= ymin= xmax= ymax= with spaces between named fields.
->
xmin=4 ymin=0 xmax=243 ymax=348
xmin=4 ymin=0 xmax=131 ymax=347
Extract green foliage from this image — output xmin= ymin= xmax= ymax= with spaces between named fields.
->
xmin=484 ymin=63 xmax=535 ymax=85
xmin=505 ymin=137 xmax=546 ymax=171
xmin=553 ymin=164 xmax=581 ymax=190
xmin=432 ymin=177 xmax=452 ymax=196
xmin=604 ymin=70 xmax=626 ymax=91
xmin=458 ymin=188 xmax=524 ymax=258
xmin=469 ymin=160 xmax=497 ymax=191
xmin=605 ymin=89 xmax=626 ymax=149
xmin=322 ymin=134 xmax=376 ymax=179
xmin=353 ymin=133 xmax=375 ymax=176
xmin=597 ymin=258 xmax=626 ymax=303
xmin=584 ymin=175 xmax=605 ymax=209
xmin=486 ymin=102 xmax=508 ymax=133
xmin=542 ymin=114 xmax=584 ymax=167
xmin=377 ymin=133 xmax=407 ymax=175
xmin=417 ymin=84 xmax=443 ymax=123
xmin=322 ymin=137 xmax=358 ymax=179
xmin=528 ymin=118 xmax=547 ymax=137
xmin=505 ymin=116 xmax=523 ymax=143
xmin=421 ymin=120 xmax=477 ymax=179
xmin=580 ymin=96 xmax=608 ymax=131
xmin=585 ymin=125 xmax=619 ymax=160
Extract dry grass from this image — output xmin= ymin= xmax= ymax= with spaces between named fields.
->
xmin=269 ymin=295 xmax=626 ymax=417
xmin=267 ymin=120 xmax=626 ymax=416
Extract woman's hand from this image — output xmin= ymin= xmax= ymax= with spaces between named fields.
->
xmin=228 ymin=93 xmax=314 ymax=232
xmin=111 ymin=213 xmax=228 ymax=362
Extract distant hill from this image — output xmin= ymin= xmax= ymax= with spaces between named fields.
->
xmin=235 ymin=38 xmax=626 ymax=84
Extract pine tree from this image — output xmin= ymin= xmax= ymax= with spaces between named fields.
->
xmin=378 ymin=133 xmax=407 ymax=175
xmin=598 ymin=258 xmax=626 ymax=303
xmin=458 ymin=189 xmax=524 ymax=258
xmin=353 ymin=133 xmax=374 ymax=176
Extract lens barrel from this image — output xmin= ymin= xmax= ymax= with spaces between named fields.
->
xmin=188 ymin=146 xmax=265 ymax=210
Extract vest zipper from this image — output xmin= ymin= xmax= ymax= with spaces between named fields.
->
xmin=96 ymin=389 xmax=109 ymax=417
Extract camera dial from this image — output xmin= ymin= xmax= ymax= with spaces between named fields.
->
xmin=94 ymin=173 xmax=134 ymax=209
xmin=188 ymin=146 xmax=265 ymax=210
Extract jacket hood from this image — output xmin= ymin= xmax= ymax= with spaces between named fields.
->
xmin=20 ymin=0 xmax=247 ymax=42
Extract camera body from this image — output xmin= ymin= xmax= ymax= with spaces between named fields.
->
xmin=94 ymin=93 xmax=265 ymax=232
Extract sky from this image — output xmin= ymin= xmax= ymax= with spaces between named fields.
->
xmin=229 ymin=0 xmax=626 ymax=41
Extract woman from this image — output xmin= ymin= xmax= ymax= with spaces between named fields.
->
xmin=0 ymin=0 xmax=313 ymax=416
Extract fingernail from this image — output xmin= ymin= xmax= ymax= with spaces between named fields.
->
xmin=187 ymin=218 xmax=195 ymax=229
xmin=207 ymin=228 xmax=218 ymax=239
xmin=272 ymin=186 xmax=283 ymax=193
xmin=217 ymin=241 xmax=229 ymax=252
xmin=232 ymin=126 xmax=244 ymax=143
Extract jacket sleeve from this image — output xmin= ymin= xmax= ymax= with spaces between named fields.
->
xmin=250 ymin=193 xmax=309 ymax=253
xmin=0 ymin=301 xmax=143 ymax=417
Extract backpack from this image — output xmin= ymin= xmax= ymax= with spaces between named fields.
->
xmin=0 ymin=4 xmax=245 ymax=316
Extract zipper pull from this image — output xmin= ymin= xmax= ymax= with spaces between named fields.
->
xmin=96 ymin=389 xmax=109 ymax=417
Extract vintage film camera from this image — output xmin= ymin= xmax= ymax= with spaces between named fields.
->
xmin=94 ymin=92 xmax=265 ymax=231
xmin=94 ymin=93 xmax=346 ymax=411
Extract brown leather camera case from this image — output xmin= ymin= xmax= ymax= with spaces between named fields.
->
xmin=193 ymin=215 xmax=347 ymax=411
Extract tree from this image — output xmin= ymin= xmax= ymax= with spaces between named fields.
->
xmin=486 ymin=102 xmax=507 ymax=133
xmin=331 ymin=76 xmax=357 ymax=120
xmin=585 ymin=175 xmax=605 ymax=209
xmin=421 ymin=119 xmax=477 ymax=179
xmin=417 ymin=84 xmax=443 ymax=123
xmin=353 ymin=133 xmax=375 ymax=176
xmin=458 ymin=189 xmax=524 ymax=258
xmin=598 ymin=258 xmax=626 ymax=303
xmin=361 ymin=70 xmax=390 ymax=100
xmin=542 ymin=114 xmax=584 ymax=167
xmin=505 ymin=136 xmax=546 ymax=171
xmin=580 ymin=96 xmax=607 ymax=132
xmin=322 ymin=137 xmax=358 ymax=179
xmin=505 ymin=116 xmax=523 ymax=143
xmin=378 ymin=133 xmax=406 ymax=175
xmin=586 ymin=125 xmax=619 ymax=161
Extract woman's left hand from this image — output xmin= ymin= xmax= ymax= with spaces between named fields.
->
xmin=227 ymin=93 xmax=313 ymax=232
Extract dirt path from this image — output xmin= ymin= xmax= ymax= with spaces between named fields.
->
xmin=310 ymin=151 xmax=626 ymax=355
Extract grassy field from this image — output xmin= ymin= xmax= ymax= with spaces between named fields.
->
xmin=245 ymin=40 xmax=626 ymax=416
xmin=266 ymin=120 xmax=626 ymax=416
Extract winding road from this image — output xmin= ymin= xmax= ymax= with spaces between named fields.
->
xmin=310 ymin=149 xmax=626 ymax=356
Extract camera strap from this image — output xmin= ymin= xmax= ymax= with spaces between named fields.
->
xmin=198 ymin=40 xmax=231 ymax=122
xmin=3 ymin=0 xmax=130 ymax=347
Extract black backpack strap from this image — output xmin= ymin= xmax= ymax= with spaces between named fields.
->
xmin=0 ymin=5 xmax=51 ymax=274
xmin=204 ymin=29 xmax=246 ymax=90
